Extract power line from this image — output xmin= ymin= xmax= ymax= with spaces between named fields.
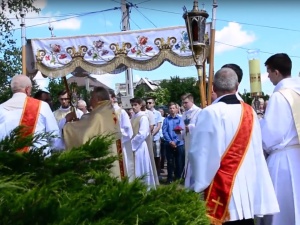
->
xmin=217 ymin=19 xmax=300 ymax=33
xmin=129 ymin=17 xmax=142 ymax=29
xmin=138 ymin=6 xmax=300 ymax=33
xmin=138 ymin=6 xmax=181 ymax=15
xmin=215 ymin=41 xmax=300 ymax=59
xmin=133 ymin=6 xmax=157 ymax=28
xmin=12 ymin=7 xmax=120 ymax=31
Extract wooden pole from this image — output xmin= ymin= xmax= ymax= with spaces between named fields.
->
xmin=207 ymin=0 xmax=218 ymax=105
xmin=202 ymin=59 xmax=207 ymax=106
xmin=197 ymin=65 xmax=206 ymax=108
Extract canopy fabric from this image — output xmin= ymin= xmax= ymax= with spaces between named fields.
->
xmin=26 ymin=25 xmax=210 ymax=78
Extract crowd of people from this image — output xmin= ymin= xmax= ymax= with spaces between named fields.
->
xmin=0 ymin=52 xmax=299 ymax=225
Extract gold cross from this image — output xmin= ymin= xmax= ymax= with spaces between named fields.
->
xmin=212 ymin=197 xmax=224 ymax=215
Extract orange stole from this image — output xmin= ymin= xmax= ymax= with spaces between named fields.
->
xmin=19 ymin=97 xmax=41 ymax=152
xmin=204 ymin=102 xmax=254 ymax=225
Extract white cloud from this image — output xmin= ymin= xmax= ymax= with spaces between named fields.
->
xmin=4 ymin=0 xmax=81 ymax=31
xmin=51 ymin=18 xmax=81 ymax=30
xmin=133 ymin=74 xmax=141 ymax=82
xmin=215 ymin=22 xmax=256 ymax=54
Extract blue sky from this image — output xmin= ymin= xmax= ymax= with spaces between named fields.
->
xmin=11 ymin=0 xmax=300 ymax=95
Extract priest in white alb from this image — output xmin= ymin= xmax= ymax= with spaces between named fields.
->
xmin=188 ymin=68 xmax=279 ymax=225
xmin=260 ymin=53 xmax=300 ymax=225
xmin=0 ymin=75 xmax=63 ymax=153
xmin=109 ymin=90 xmax=135 ymax=182
xmin=179 ymin=93 xmax=201 ymax=187
xmin=130 ymin=97 xmax=156 ymax=189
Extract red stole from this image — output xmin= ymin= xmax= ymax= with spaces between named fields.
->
xmin=113 ymin=111 xmax=125 ymax=179
xmin=204 ymin=102 xmax=254 ymax=225
xmin=18 ymin=97 xmax=41 ymax=152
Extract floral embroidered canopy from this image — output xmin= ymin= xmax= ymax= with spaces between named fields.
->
xmin=26 ymin=25 xmax=210 ymax=78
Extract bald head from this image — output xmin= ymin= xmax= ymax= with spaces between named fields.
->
xmin=11 ymin=75 xmax=32 ymax=94
xmin=213 ymin=68 xmax=238 ymax=96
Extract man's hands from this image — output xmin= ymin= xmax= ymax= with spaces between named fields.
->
xmin=65 ymin=112 xmax=78 ymax=122
xmin=169 ymin=141 xmax=177 ymax=148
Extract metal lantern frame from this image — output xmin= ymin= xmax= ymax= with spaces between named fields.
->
xmin=183 ymin=0 xmax=209 ymax=108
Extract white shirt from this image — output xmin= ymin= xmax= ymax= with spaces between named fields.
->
xmin=0 ymin=93 xmax=63 ymax=151
xmin=145 ymin=109 xmax=155 ymax=126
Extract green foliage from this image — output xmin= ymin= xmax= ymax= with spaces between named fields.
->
xmin=0 ymin=0 xmax=41 ymax=103
xmin=240 ymin=92 xmax=270 ymax=106
xmin=134 ymin=85 xmax=147 ymax=99
xmin=158 ymin=76 xmax=200 ymax=105
xmin=47 ymin=78 xmax=65 ymax=109
xmin=47 ymin=78 xmax=91 ymax=110
xmin=0 ymin=127 xmax=209 ymax=225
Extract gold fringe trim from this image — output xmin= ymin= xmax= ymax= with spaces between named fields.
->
xmin=34 ymin=49 xmax=206 ymax=78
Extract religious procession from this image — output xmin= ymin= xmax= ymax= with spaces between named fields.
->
xmin=0 ymin=0 xmax=300 ymax=225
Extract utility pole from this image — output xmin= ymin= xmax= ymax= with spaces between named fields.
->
xmin=20 ymin=2 xmax=26 ymax=75
xmin=121 ymin=0 xmax=134 ymax=97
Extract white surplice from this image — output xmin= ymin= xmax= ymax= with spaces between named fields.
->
xmin=260 ymin=77 xmax=300 ymax=225
xmin=131 ymin=111 xmax=156 ymax=189
xmin=0 ymin=93 xmax=64 ymax=153
xmin=188 ymin=96 xmax=279 ymax=222
xmin=53 ymin=106 xmax=83 ymax=124
xmin=180 ymin=104 xmax=201 ymax=186
xmin=113 ymin=103 xmax=135 ymax=182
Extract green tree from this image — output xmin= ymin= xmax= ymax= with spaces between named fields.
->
xmin=147 ymin=87 xmax=170 ymax=106
xmin=159 ymin=76 xmax=200 ymax=105
xmin=0 ymin=128 xmax=209 ymax=225
xmin=47 ymin=78 xmax=65 ymax=110
xmin=48 ymin=78 xmax=91 ymax=111
xmin=0 ymin=0 xmax=40 ymax=103
xmin=134 ymin=86 xmax=146 ymax=99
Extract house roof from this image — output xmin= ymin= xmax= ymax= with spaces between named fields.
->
xmin=135 ymin=77 xmax=159 ymax=91
xmin=68 ymin=75 xmax=112 ymax=90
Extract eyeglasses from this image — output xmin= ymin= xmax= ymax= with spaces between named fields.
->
xmin=59 ymin=98 xmax=69 ymax=101
xmin=146 ymin=102 xmax=152 ymax=104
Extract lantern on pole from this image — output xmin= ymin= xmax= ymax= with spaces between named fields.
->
xmin=183 ymin=1 xmax=209 ymax=108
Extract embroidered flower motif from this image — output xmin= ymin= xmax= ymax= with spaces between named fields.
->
xmin=101 ymin=50 xmax=109 ymax=56
xmin=94 ymin=40 xmax=104 ymax=49
xmin=131 ymin=35 xmax=154 ymax=57
xmin=45 ymin=55 xmax=50 ymax=61
xmin=174 ymin=31 xmax=190 ymax=53
xmin=59 ymin=53 xmax=67 ymax=59
xmin=139 ymin=36 xmax=148 ymax=45
xmin=112 ymin=113 xmax=117 ymax=125
xmin=86 ymin=39 xmax=110 ymax=61
xmin=50 ymin=44 xmax=61 ymax=53
xmin=145 ymin=46 xmax=153 ymax=52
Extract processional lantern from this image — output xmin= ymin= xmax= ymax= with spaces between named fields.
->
xmin=183 ymin=0 xmax=209 ymax=108
xmin=248 ymin=49 xmax=263 ymax=114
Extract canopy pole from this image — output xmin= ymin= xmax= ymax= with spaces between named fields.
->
xmin=207 ymin=0 xmax=218 ymax=105
xmin=20 ymin=1 xmax=26 ymax=75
